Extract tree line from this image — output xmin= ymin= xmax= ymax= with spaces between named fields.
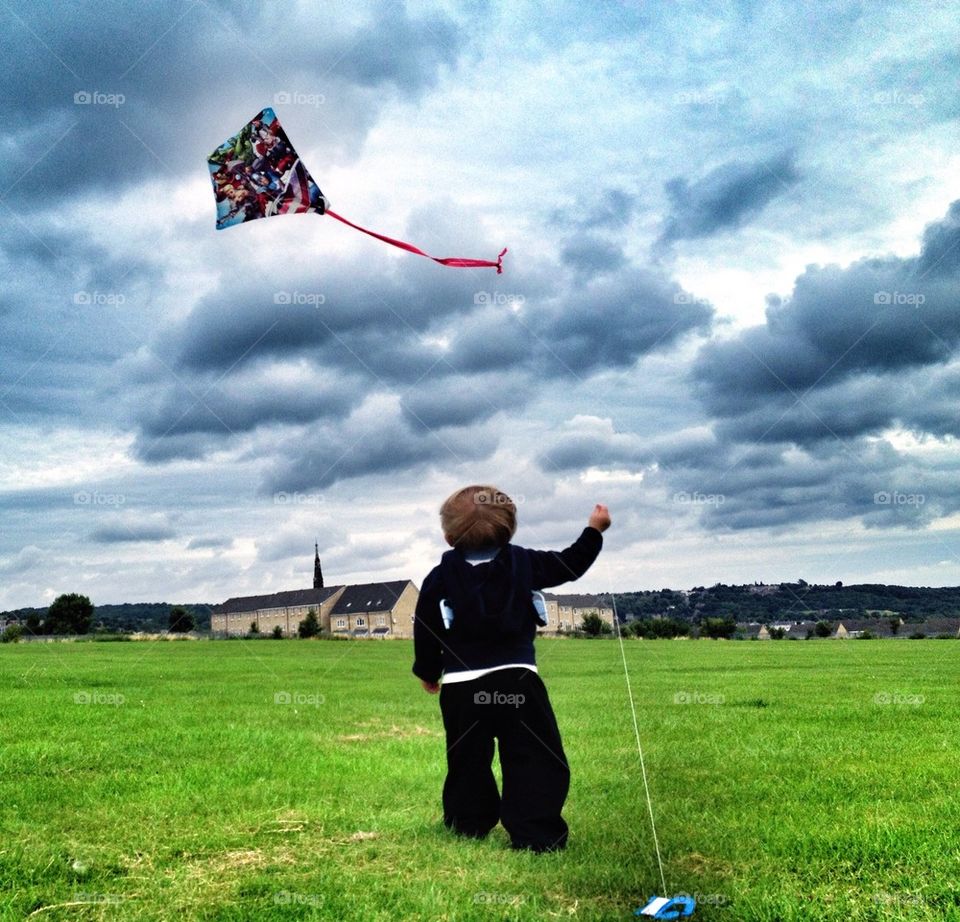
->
xmin=612 ymin=582 xmax=960 ymax=623
xmin=0 ymin=595 xmax=204 ymax=639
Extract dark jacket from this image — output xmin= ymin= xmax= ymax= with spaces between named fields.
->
xmin=412 ymin=527 xmax=603 ymax=684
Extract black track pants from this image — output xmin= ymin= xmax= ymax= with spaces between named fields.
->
xmin=438 ymin=667 xmax=570 ymax=852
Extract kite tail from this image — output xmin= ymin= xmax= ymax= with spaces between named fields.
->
xmin=325 ymin=209 xmax=506 ymax=273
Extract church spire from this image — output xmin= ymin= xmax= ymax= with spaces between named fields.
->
xmin=314 ymin=541 xmax=323 ymax=589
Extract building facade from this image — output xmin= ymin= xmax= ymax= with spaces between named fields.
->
xmin=210 ymin=548 xmax=419 ymax=638
xmin=540 ymin=592 xmax=616 ymax=633
xmin=212 ymin=585 xmax=342 ymax=637
xmin=327 ymin=581 xmax=418 ymax=637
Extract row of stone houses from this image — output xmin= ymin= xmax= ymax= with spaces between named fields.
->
xmin=212 ymin=581 xmax=419 ymax=638
xmin=212 ymin=585 xmax=616 ymax=638
xmin=542 ymin=592 xmax=616 ymax=632
xmin=210 ymin=547 xmax=617 ymax=638
xmin=737 ymin=618 xmax=960 ymax=639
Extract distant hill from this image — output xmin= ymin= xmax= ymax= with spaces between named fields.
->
xmin=1 ymin=602 xmax=214 ymax=633
xmin=614 ymin=582 xmax=960 ymax=623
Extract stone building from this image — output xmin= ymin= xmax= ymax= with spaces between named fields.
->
xmin=210 ymin=545 xmax=418 ymax=638
xmin=541 ymin=592 xmax=616 ymax=632
xmin=212 ymin=585 xmax=342 ymax=637
xmin=327 ymin=581 xmax=418 ymax=637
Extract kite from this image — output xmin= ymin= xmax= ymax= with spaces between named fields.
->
xmin=208 ymin=107 xmax=507 ymax=272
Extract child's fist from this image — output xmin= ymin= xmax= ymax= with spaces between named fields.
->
xmin=420 ymin=679 xmax=440 ymax=694
xmin=588 ymin=503 xmax=611 ymax=532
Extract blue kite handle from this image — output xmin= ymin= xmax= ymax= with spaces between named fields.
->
xmin=635 ymin=894 xmax=697 ymax=919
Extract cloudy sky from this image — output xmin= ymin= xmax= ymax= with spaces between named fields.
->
xmin=1 ymin=0 xmax=959 ymax=609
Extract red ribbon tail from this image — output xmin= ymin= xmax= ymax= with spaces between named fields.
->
xmin=325 ymin=210 xmax=506 ymax=272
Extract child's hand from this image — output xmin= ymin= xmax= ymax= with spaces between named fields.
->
xmin=420 ymin=679 xmax=440 ymax=694
xmin=588 ymin=503 xmax=611 ymax=532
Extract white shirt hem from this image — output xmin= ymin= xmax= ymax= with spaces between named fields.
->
xmin=440 ymin=663 xmax=538 ymax=684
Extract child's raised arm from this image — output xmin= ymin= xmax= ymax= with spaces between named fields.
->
xmin=527 ymin=504 xmax=611 ymax=590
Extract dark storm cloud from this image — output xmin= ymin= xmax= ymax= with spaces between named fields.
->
xmin=0 ymin=487 xmax=84 ymax=513
xmin=90 ymin=522 xmax=177 ymax=543
xmin=316 ymin=327 xmax=441 ymax=384
xmin=1 ymin=360 xmax=113 ymax=421
xmin=165 ymin=299 xmax=333 ymax=374
xmin=538 ymin=419 xmax=955 ymax=533
xmin=904 ymin=362 xmax=960 ymax=439
xmin=664 ymin=436 xmax=958 ymax=533
xmin=339 ymin=259 xmax=707 ymax=397
xmin=916 ymin=199 xmax=960 ymax=277
xmin=398 ymin=370 xmax=529 ymax=429
xmin=3 ymin=227 xmax=126 ymax=279
xmin=580 ymin=189 xmax=637 ymax=230
xmin=708 ymin=374 xmax=902 ymax=446
xmin=0 ymin=273 xmax=164 ymax=424
xmin=526 ymin=268 xmax=713 ymax=375
xmin=123 ymin=359 xmax=363 ymax=465
xmin=693 ymin=200 xmax=960 ymax=420
xmin=161 ymin=265 xmax=473 ymax=375
xmin=706 ymin=358 xmax=960 ymax=450
xmin=328 ymin=3 xmax=459 ymax=95
xmin=440 ymin=307 xmax=531 ymax=373
xmin=0 ymin=2 xmax=463 ymax=206
xmin=538 ymin=423 xmax=716 ymax=473
xmin=132 ymin=431 xmax=220 ymax=463
xmin=186 ymin=535 xmax=233 ymax=550
xmin=133 ymin=365 xmax=361 ymax=442
xmin=659 ymin=152 xmax=799 ymax=244
xmin=559 ymin=237 xmax=626 ymax=276
xmin=261 ymin=399 xmax=499 ymax=493
xmin=538 ymin=433 xmax=639 ymax=472
xmin=551 ymin=188 xmax=638 ymax=231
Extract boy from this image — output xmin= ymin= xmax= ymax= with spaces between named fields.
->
xmin=412 ymin=485 xmax=611 ymax=853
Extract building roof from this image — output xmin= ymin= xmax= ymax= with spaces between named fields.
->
xmin=736 ymin=621 xmax=817 ymax=637
xmin=908 ymin=618 xmax=960 ymax=636
xmin=542 ymin=592 xmax=612 ymax=610
xmin=214 ymin=585 xmax=342 ymax=615
xmin=736 ymin=622 xmax=764 ymax=637
xmin=776 ymin=621 xmax=818 ymax=635
xmin=834 ymin=618 xmax=899 ymax=637
xmin=329 ymin=580 xmax=410 ymax=615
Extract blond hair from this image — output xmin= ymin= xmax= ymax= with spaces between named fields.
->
xmin=440 ymin=484 xmax=517 ymax=551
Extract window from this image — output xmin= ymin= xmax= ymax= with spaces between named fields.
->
xmin=376 ymin=615 xmax=386 ymax=626
xmin=335 ymin=618 xmax=346 ymax=629
xmin=356 ymin=617 xmax=365 ymax=627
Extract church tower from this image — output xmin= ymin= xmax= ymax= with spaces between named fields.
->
xmin=314 ymin=542 xmax=324 ymax=589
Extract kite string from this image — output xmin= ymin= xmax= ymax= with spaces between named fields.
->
xmin=325 ymin=209 xmax=506 ymax=273
xmin=611 ymin=591 xmax=669 ymax=896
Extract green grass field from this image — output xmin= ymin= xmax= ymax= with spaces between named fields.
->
xmin=1 ymin=637 xmax=958 ymax=921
